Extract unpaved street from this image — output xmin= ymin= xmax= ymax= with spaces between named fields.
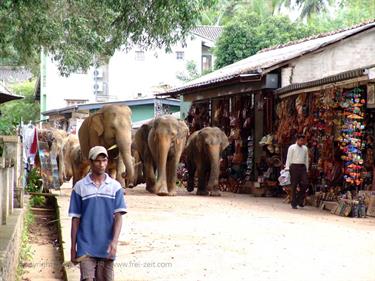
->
xmin=114 ymin=185 xmax=375 ymax=281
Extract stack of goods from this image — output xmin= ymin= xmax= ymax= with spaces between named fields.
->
xmin=338 ymin=87 xmax=366 ymax=189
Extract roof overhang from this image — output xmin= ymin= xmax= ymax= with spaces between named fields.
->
xmin=157 ymin=73 xmax=262 ymax=99
xmin=0 ymin=83 xmax=23 ymax=103
xmin=276 ymin=65 xmax=375 ymax=98
xmin=42 ymin=97 xmax=181 ymax=117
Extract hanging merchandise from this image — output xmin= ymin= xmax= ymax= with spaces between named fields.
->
xmin=245 ymin=135 xmax=254 ymax=181
xmin=338 ymin=87 xmax=366 ymax=190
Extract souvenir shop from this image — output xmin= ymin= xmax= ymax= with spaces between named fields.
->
xmin=274 ymin=81 xmax=375 ymax=217
xmin=185 ymin=90 xmax=281 ymax=194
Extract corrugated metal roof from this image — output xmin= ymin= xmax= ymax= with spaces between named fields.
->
xmin=164 ymin=21 xmax=375 ymax=96
xmin=0 ymin=83 xmax=23 ymax=103
xmin=191 ymin=26 xmax=223 ymax=42
xmin=42 ymin=98 xmax=180 ymax=116
xmin=0 ymin=66 xmax=33 ymax=84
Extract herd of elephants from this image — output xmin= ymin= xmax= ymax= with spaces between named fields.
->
xmin=51 ymin=104 xmax=230 ymax=196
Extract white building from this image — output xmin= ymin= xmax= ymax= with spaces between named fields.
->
xmin=40 ymin=26 xmax=222 ymax=116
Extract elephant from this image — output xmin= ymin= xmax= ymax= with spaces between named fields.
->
xmin=131 ymin=129 xmax=145 ymax=187
xmin=134 ymin=115 xmax=189 ymax=196
xmin=78 ymin=104 xmax=135 ymax=187
xmin=134 ymin=122 xmax=155 ymax=192
xmin=63 ymin=136 xmax=90 ymax=186
xmin=62 ymin=134 xmax=80 ymax=182
xmin=185 ymin=126 xmax=229 ymax=196
xmin=48 ymin=129 xmax=68 ymax=185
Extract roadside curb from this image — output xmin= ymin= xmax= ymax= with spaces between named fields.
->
xmin=52 ymin=186 xmax=80 ymax=281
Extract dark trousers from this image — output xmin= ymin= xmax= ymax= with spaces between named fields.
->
xmin=290 ymin=164 xmax=308 ymax=207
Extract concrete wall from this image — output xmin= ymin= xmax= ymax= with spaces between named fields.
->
xmin=0 ymin=136 xmax=24 ymax=281
xmin=288 ymin=29 xmax=375 ymax=84
xmin=0 ymin=209 xmax=23 ymax=281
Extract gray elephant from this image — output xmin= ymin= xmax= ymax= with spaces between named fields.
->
xmin=185 ymin=126 xmax=229 ymax=196
xmin=134 ymin=115 xmax=189 ymax=196
xmin=63 ymin=137 xmax=90 ymax=186
xmin=78 ymin=104 xmax=134 ymax=187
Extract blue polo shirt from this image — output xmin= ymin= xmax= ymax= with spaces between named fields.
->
xmin=68 ymin=173 xmax=127 ymax=259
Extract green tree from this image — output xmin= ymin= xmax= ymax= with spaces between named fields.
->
xmin=214 ymin=12 xmax=317 ymax=69
xmin=281 ymin=0 xmax=334 ymax=20
xmin=307 ymin=0 xmax=375 ymax=32
xmin=0 ymin=80 xmax=40 ymax=135
xmin=0 ymin=0 xmax=216 ymax=75
xmin=176 ymin=60 xmax=200 ymax=82
xmin=199 ymin=0 xmax=284 ymax=26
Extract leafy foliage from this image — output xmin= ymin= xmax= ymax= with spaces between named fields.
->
xmin=0 ymin=80 xmax=40 ymax=135
xmin=0 ymin=0 xmax=216 ymax=75
xmin=176 ymin=60 xmax=200 ymax=82
xmin=214 ymin=12 xmax=317 ymax=69
xmin=17 ymin=208 xmax=34 ymax=280
xmin=307 ymin=0 xmax=375 ymax=32
xmin=26 ymin=168 xmax=43 ymax=193
xmin=199 ymin=0 xmax=284 ymax=26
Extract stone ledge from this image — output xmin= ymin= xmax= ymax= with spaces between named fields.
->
xmin=53 ymin=190 xmax=80 ymax=281
xmin=0 ymin=208 xmax=24 ymax=281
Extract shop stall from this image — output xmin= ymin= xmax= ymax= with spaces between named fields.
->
xmin=275 ymin=80 xmax=375 ymax=217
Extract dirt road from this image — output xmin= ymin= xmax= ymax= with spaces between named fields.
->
xmin=57 ymin=183 xmax=375 ymax=281
xmin=111 ymin=185 xmax=375 ymax=281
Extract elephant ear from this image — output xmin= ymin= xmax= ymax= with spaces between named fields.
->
xmin=186 ymin=130 xmax=199 ymax=151
xmin=91 ymin=113 xmax=104 ymax=136
xmin=177 ymin=120 xmax=189 ymax=139
xmin=220 ymin=131 xmax=230 ymax=152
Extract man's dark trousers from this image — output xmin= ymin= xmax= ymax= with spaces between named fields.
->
xmin=290 ymin=164 xmax=308 ymax=207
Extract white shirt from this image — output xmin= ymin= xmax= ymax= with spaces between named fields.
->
xmin=285 ymin=143 xmax=309 ymax=171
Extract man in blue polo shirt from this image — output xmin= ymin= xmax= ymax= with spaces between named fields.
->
xmin=69 ymin=146 xmax=127 ymax=281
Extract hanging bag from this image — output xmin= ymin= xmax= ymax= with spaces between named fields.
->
xmin=278 ymin=169 xmax=291 ymax=186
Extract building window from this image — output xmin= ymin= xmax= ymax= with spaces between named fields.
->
xmin=135 ymin=51 xmax=145 ymax=61
xmin=202 ymin=55 xmax=212 ymax=72
xmin=176 ymin=51 xmax=184 ymax=60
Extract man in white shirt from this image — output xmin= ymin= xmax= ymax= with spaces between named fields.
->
xmin=285 ymin=134 xmax=309 ymax=209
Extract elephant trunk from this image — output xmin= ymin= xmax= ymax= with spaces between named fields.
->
xmin=117 ymin=136 xmax=135 ymax=187
xmin=207 ymin=144 xmax=221 ymax=192
xmin=155 ymin=134 xmax=170 ymax=195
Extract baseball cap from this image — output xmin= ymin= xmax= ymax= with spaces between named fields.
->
xmin=88 ymin=146 xmax=108 ymax=160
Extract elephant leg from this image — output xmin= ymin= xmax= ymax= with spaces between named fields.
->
xmin=207 ymin=144 xmax=221 ymax=196
xmin=196 ymin=167 xmax=209 ymax=196
xmin=144 ymin=156 xmax=156 ymax=193
xmin=186 ymin=159 xmax=195 ymax=192
xmin=166 ymin=158 xmax=178 ymax=196
xmin=152 ymin=138 xmax=170 ymax=196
